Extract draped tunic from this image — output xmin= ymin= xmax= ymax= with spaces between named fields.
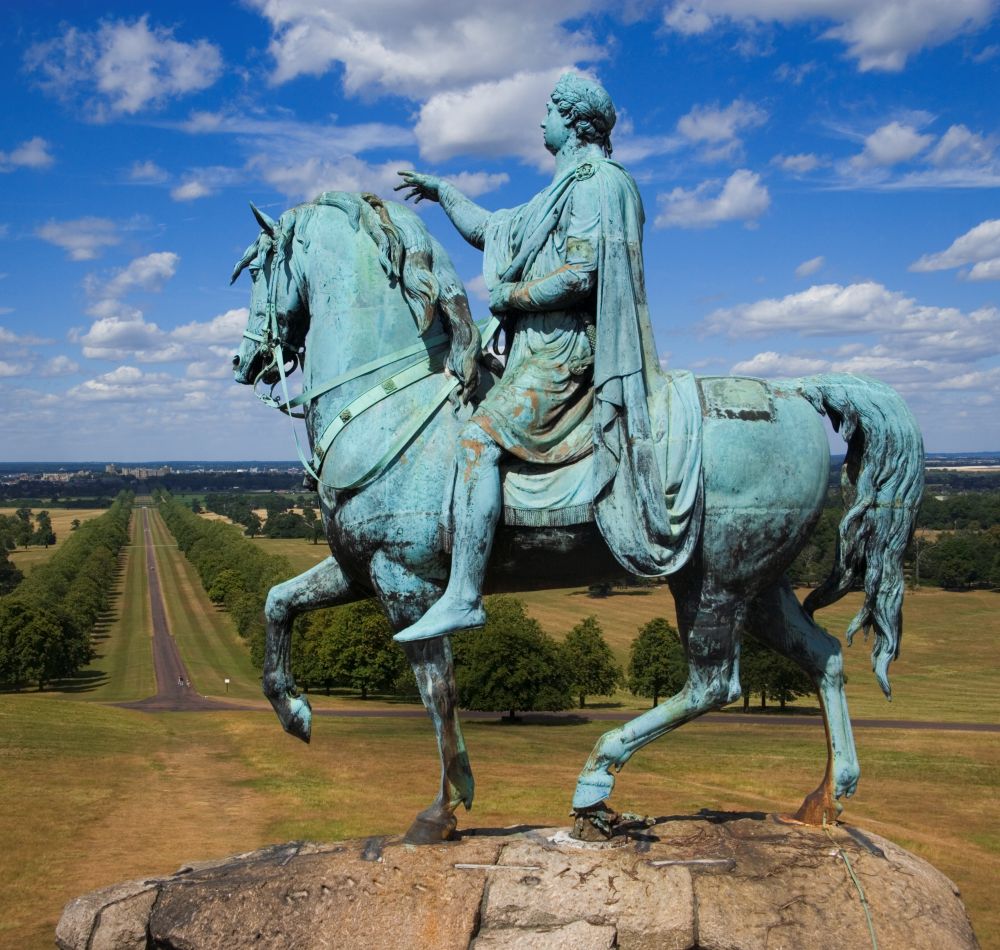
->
xmin=469 ymin=158 xmax=700 ymax=576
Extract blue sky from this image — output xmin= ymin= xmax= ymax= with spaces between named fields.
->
xmin=2 ymin=0 xmax=999 ymax=461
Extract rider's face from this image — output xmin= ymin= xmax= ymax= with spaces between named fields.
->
xmin=542 ymin=100 xmax=572 ymax=154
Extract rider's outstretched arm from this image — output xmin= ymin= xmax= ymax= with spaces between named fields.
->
xmin=491 ymin=178 xmax=599 ymax=312
xmin=438 ymin=183 xmax=491 ymax=250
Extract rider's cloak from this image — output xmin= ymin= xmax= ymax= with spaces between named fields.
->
xmin=481 ymin=158 xmax=702 ymax=576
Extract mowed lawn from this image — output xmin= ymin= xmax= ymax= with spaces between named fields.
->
xmin=145 ymin=506 xmax=263 ymax=701
xmin=3 ymin=507 xmax=107 ymax=573
xmin=1 ymin=696 xmax=997 ymax=949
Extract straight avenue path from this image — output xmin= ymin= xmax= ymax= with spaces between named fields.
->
xmin=118 ymin=507 xmax=247 ymax=712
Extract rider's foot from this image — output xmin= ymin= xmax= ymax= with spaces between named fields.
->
xmin=394 ymin=596 xmax=486 ymax=642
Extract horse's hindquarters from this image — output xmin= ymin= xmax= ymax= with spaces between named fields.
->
xmin=699 ymin=392 xmax=830 ymax=592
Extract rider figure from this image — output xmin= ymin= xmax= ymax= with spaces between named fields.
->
xmin=395 ymin=73 xmax=664 ymax=643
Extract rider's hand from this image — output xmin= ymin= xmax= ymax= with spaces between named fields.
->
xmin=395 ymin=171 xmax=443 ymax=204
xmin=489 ymin=282 xmax=517 ymax=313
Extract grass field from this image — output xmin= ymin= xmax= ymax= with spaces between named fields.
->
xmin=2 ymin=511 xmax=997 ymax=947
xmin=0 ymin=695 xmax=996 ymax=948
xmin=3 ymin=507 xmax=107 ymax=573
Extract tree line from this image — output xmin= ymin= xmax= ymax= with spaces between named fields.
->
xmin=289 ymin=595 xmax=813 ymax=718
xmin=788 ymin=491 xmax=1000 ymax=591
xmin=157 ymin=491 xmax=292 ymax=665
xmin=197 ymin=492 xmax=323 ymax=542
xmin=0 ymin=492 xmax=133 ymax=689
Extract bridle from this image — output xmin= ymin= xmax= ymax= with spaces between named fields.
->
xmin=239 ymin=219 xmax=499 ymax=491
xmin=241 ymin=232 xmax=305 ymax=417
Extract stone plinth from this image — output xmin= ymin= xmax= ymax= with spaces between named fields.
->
xmin=56 ymin=812 xmax=979 ymax=950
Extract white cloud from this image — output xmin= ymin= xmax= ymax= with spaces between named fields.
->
xmin=773 ymin=152 xmax=821 ymax=174
xmin=465 ymin=274 xmax=489 ymax=302
xmin=660 ymin=1 xmax=998 ymax=71
xmin=0 ymin=137 xmax=55 ymax=172
xmin=706 ymin=281 xmax=1000 ymax=362
xmin=0 ymin=326 xmax=50 ymax=346
xmin=25 ymin=16 xmax=223 ymax=117
xmin=98 ymin=252 xmax=180 ymax=297
xmin=850 ymin=121 xmax=934 ymax=168
xmin=40 ymin=356 xmax=80 ymax=377
xmin=68 ymin=365 xmax=177 ymax=402
xmin=0 ymin=361 xmax=24 ymax=378
xmin=795 ymin=255 xmax=824 ymax=278
xmin=247 ymin=0 xmax=603 ymax=98
xmin=75 ymin=310 xmax=184 ymax=363
xmin=655 ymin=169 xmax=770 ymax=229
xmin=415 ymin=68 xmax=569 ymax=165
xmin=171 ymin=180 xmax=212 ymax=202
xmin=129 ymin=160 xmax=168 ymax=182
xmin=173 ymin=308 xmax=248 ymax=345
xmin=927 ymin=124 xmax=996 ymax=167
xmin=444 ymin=172 xmax=510 ymax=198
xmin=910 ymin=218 xmax=1000 ymax=279
xmin=249 ymin=154 xmax=409 ymax=202
xmin=676 ymin=99 xmax=767 ymax=160
xmin=35 ymin=216 xmax=119 ymax=261
xmin=731 ymin=351 xmax=830 ymax=375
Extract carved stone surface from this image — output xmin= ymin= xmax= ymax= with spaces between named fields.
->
xmin=57 ymin=814 xmax=978 ymax=950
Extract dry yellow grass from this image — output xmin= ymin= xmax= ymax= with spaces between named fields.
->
xmin=1 ymin=697 xmax=996 ymax=948
xmin=3 ymin=507 xmax=106 ymax=572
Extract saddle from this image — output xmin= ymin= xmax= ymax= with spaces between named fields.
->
xmin=442 ymin=370 xmax=704 ymax=540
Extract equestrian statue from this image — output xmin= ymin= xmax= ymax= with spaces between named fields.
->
xmin=230 ymin=73 xmax=924 ymax=843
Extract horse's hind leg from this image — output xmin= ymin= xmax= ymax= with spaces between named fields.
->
xmin=573 ymin=580 xmax=745 ymax=813
xmin=369 ymin=550 xmax=474 ymax=844
xmin=747 ymin=579 xmax=859 ymax=823
xmin=263 ymin=556 xmax=360 ymax=742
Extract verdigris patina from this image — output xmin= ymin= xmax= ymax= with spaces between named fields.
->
xmin=231 ymin=74 xmax=924 ymax=843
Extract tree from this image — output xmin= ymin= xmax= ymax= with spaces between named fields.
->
xmin=739 ymin=634 xmax=814 ymax=711
xmin=453 ymin=596 xmax=573 ymax=720
xmin=70 ymin=518 xmax=81 ymax=531
xmin=313 ymin=600 xmax=406 ymax=700
xmin=562 ymin=616 xmax=621 ymax=708
xmin=243 ymin=511 xmax=263 ymax=538
xmin=13 ymin=509 xmax=33 ymax=550
xmin=263 ymin=511 xmax=311 ymax=538
xmin=32 ymin=511 xmax=56 ymax=548
xmin=627 ymin=617 xmax=687 ymax=707
xmin=0 ymin=549 xmax=22 ymax=596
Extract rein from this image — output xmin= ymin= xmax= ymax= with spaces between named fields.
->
xmin=243 ymin=231 xmax=498 ymax=488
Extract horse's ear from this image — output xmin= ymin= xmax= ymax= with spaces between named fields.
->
xmin=251 ymin=202 xmax=277 ymax=236
xmin=230 ymin=238 xmax=259 ymax=284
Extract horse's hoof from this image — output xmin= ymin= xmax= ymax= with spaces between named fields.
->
xmin=572 ymin=770 xmax=616 ymax=810
xmin=404 ymin=807 xmax=458 ymax=844
xmin=270 ymin=693 xmax=312 ymax=743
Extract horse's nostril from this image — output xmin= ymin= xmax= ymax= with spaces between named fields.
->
xmin=232 ymin=355 xmax=241 ymax=367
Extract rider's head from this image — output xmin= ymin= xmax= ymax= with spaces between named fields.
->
xmin=551 ymin=73 xmax=616 ymax=157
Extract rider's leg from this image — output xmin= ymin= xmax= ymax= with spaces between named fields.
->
xmin=394 ymin=422 xmax=503 ymax=642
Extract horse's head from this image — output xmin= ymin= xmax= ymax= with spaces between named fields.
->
xmin=230 ymin=203 xmax=307 ymax=387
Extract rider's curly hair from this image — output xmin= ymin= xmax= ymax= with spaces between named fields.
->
xmin=551 ymin=72 xmax=616 ymax=157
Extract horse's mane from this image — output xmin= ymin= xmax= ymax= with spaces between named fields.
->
xmin=305 ymin=191 xmax=482 ymax=395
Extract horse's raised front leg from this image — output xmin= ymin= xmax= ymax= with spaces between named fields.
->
xmin=748 ymin=580 xmax=859 ymax=824
xmin=369 ymin=550 xmax=474 ymax=844
xmin=263 ymin=555 xmax=360 ymax=742
xmin=573 ymin=582 xmax=744 ymax=822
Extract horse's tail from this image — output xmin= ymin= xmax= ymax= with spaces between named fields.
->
xmin=797 ymin=374 xmax=924 ymax=698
